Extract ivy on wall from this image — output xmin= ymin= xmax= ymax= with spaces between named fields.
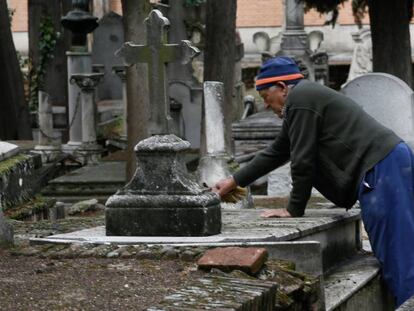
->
xmin=184 ymin=0 xmax=204 ymax=7
xmin=29 ymin=15 xmax=60 ymax=111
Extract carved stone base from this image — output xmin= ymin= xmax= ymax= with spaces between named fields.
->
xmin=33 ymin=145 xmax=61 ymax=163
xmin=106 ymin=201 xmax=221 ymax=236
xmin=105 ymin=134 xmax=222 ymax=236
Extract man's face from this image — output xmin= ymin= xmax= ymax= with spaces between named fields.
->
xmin=258 ymin=83 xmax=287 ymax=118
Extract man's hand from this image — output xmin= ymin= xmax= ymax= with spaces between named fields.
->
xmin=212 ymin=177 xmax=237 ymax=197
xmin=260 ymin=208 xmax=292 ymax=218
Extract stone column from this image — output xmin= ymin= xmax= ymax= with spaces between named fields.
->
xmin=34 ymin=91 xmax=61 ymax=163
xmin=279 ymin=0 xmax=314 ymax=81
xmin=112 ymin=65 xmax=127 ymax=139
xmin=70 ymin=73 xmax=104 ymax=164
xmin=63 ymin=52 xmax=92 ymax=153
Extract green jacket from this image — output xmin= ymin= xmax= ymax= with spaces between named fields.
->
xmin=233 ymin=80 xmax=401 ymax=216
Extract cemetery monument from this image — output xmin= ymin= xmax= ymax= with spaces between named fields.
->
xmin=106 ymin=10 xmax=221 ymax=236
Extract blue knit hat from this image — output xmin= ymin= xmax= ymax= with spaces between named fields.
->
xmin=256 ymin=56 xmax=304 ymax=91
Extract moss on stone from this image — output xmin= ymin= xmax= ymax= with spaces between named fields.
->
xmin=5 ymin=196 xmax=56 ymax=221
xmin=0 ymin=154 xmax=30 ymax=176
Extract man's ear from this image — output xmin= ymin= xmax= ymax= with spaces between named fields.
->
xmin=277 ymin=82 xmax=288 ymax=95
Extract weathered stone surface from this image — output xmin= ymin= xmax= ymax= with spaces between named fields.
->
xmin=342 ymin=73 xmax=414 ymax=147
xmin=0 ymin=142 xmax=19 ymax=161
xmin=147 ymin=276 xmax=277 ymax=311
xmin=116 ymin=9 xmax=199 ymax=135
xmin=0 ymin=154 xmax=40 ymax=210
xmin=198 ymin=82 xmax=253 ymax=208
xmin=0 ymin=207 xmax=13 ymax=247
xmin=91 ymin=11 xmax=124 ymax=101
xmin=67 ymin=198 xmax=104 ymax=216
xmin=106 ymin=134 xmax=221 ymax=236
xmin=197 ymin=247 xmax=268 ymax=274
xmin=398 ymin=295 xmax=414 ymax=311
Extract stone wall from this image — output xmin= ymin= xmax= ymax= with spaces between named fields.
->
xmin=0 ymin=154 xmax=41 ymax=210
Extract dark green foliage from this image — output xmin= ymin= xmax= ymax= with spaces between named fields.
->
xmin=29 ymin=15 xmax=59 ymax=110
xmin=184 ymin=0 xmax=204 ymax=7
xmin=299 ymin=0 xmax=412 ymax=26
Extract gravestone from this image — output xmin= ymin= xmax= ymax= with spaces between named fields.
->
xmin=198 ymin=81 xmax=253 ymax=208
xmin=106 ymin=10 xmax=221 ymax=236
xmin=342 ymin=73 xmax=414 ymax=147
xmin=92 ymin=12 xmax=124 ymax=101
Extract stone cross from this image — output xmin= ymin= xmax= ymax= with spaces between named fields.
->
xmin=116 ymin=9 xmax=199 ymax=135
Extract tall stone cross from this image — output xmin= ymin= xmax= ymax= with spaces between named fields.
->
xmin=116 ymin=10 xmax=200 ymax=135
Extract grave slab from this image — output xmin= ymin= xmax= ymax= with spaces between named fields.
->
xmin=0 ymin=142 xmax=19 ymax=161
xmin=147 ymin=276 xmax=277 ymax=311
xmin=31 ymin=208 xmax=360 ymax=273
xmin=324 ymin=254 xmax=394 ymax=311
xmin=42 ymin=161 xmax=126 ymax=202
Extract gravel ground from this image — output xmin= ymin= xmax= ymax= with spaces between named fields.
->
xmin=0 ymin=212 xmax=207 ymax=311
xmin=0 ymin=248 xmax=205 ymax=311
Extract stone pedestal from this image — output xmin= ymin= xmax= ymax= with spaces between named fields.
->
xmin=106 ymin=134 xmax=221 ymax=236
xmin=63 ymin=51 xmax=92 ymax=154
xmin=34 ymin=91 xmax=61 ymax=163
xmin=70 ymin=73 xmax=104 ymax=164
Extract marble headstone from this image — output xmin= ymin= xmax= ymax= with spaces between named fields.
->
xmin=198 ymin=81 xmax=253 ymax=208
xmin=92 ymin=11 xmax=124 ymax=100
xmin=342 ymin=73 xmax=414 ymax=147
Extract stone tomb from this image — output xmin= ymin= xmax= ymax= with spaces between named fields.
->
xmin=342 ymin=73 xmax=414 ymax=147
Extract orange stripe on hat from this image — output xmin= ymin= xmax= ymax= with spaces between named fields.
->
xmin=255 ymin=73 xmax=304 ymax=86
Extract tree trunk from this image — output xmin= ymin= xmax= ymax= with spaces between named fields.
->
xmin=28 ymin=0 xmax=71 ymax=110
xmin=368 ymin=0 xmax=413 ymax=87
xmin=203 ymin=0 xmax=237 ymax=155
xmin=121 ymin=0 xmax=151 ymax=180
xmin=0 ymin=0 xmax=32 ymax=140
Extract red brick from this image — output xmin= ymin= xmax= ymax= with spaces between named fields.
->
xmin=197 ymin=247 xmax=268 ymax=275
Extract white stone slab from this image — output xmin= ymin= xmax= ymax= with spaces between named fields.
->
xmin=0 ymin=142 xmax=19 ymax=162
xmin=342 ymin=73 xmax=414 ymax=146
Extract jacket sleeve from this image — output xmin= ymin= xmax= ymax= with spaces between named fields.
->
xmin=233 ymin=120 xmax=291 ymax=187
xmin=286 ymin=108 xmax=320 ymax=217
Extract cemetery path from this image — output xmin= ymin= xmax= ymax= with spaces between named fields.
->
xmin=0 ymin=249 xmax=204 ymax=310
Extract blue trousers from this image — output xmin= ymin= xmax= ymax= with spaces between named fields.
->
xmin=359 ymin=142 xmax=414 ymax=307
